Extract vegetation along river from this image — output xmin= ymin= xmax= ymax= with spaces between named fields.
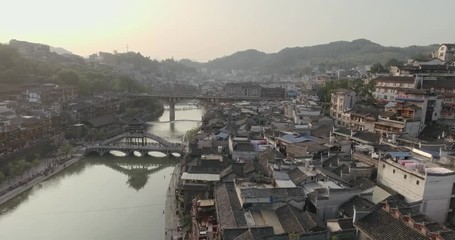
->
xmin=0 ymin=102 xmax=203 ymax=240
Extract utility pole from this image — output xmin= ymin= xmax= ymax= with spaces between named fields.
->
xmin=126 ymin=44 xmax=129 ymax=53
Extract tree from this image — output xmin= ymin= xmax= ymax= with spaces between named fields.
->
xmin=369 ymin=63 xmax=386 ymax=73
xmin=57 ymin=69 xmax=80 ymax=85
xmin=62 ymin=142 xmax=73 ymax=157
xmin=385 ymin=58 xmax=403 ymax=69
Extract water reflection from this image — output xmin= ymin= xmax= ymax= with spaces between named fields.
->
xmin=0 ymin=104 xmax=203 ymax=240
xmin=88 ymin=157 xmax=176 ymax=190
xmin=0 ymin=161 xmax=88 ymax=216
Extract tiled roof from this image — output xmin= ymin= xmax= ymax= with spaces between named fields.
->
xmin=232 ymin=230 xmax=254 ymax=240
xmin=354 ymin=208 xmax=430 ymax=240
xmin=276 ymin=205 xmax=325 ymax=234
xmin=337 ymin=218 xmax=355 ymax=230
xmin=422 ymin=77 xmax=455 ymax=89
xmin=334 ymin=127 xmax=351 ymax=136
xmin=234 ymin=142 xmax=256 ymax=152
xmin=288 ymin=167 xmax=309 ymax=185
xmin=85 ymin=115 xmax=116 ymax=128
xmin=240 ymin=187 xmax=305 ymax=199
xmin=215 ymin=183 xmax=247 ymax=229
xmin=353 ymin=131 xmax=380 ymax=144
xmin=378 ymin=111 xmax=396 ymax=118
xmin=374 ymin=76 xmax=415 ymax=83
xmin=339 ymin=196 xmax=375 ymax=217
xmin=350 ymin=177 xmax=375 ymax=190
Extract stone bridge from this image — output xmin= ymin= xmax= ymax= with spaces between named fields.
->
xmin=85 ymin=132 xmax=185 ymax=157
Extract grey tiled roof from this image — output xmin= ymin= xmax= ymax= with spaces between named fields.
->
xmin=339 ymin=195 xmax=374 ymax=217
xmin=354 ymin=208 xmax=430 ymax=240
xmin=276 ymin=205 xmax=326 ymax=234
xmin=215 ymin=183 xmax=247 ymax=229
xmin=232 ymin=230 xmax=254 ymax=240
xmin=240 ymin=187 xmax=305 ymax=199
xmin=288 ymin=167 xmax=308 ymax=185
xmin=350 ymin=177 xmax=375 ymax=190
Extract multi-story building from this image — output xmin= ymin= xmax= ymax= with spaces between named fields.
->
xmin=373 ymin=90 xmax=443 ymax=137
xmin=25 ymin=84 xmax=77 ymax=104
xmin=395 ymin=90 xmax=443 ymax=125
xmin=349 ymin=108 xmax=377 ymax=132
xmin=372 ymin=76 xmax=417 ymax=101
xmin=390 ymin=65 xmax=455 ymax=77
xmin=433 ymin=43 xmax=455 ymax=62
xmin=421 ymin=76 xmax=455 ymax=119
xmin=377 ymin=152 xmax=455 ymax=224
xmin=330 ymin=89 xmax=357 ymax=126
xmin=224 ymin=82 xmax=261 ymax=98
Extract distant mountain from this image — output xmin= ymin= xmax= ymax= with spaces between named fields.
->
xmin=50 ymin=46 xmax=72 ymax=55
xmin=202 ymin=39 xmax=437 ymax=73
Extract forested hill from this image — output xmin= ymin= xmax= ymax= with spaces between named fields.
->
xmin=203 ymin=39 xmax=437 ymax=73
xmin=0 ymin=43 xmax=150 ymax=95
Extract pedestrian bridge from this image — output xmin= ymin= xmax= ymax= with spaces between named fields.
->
xmin=85 ymin=132 xmax=185 ymax=157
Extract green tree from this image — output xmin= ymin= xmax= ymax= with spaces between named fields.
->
xmin=369 ymin=63 xmax=386 ymax=73
xmin=57 ymin=69 xmax=80 ymax=85
xmin=385 ymin=58 xmax=403 ymax=69
xmin=62 ymin=142 xmax=73 ymax=157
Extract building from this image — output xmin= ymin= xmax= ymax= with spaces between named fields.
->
xmin=25 ymin=84 xmax=77 ymax=104
xmin=433 ymin=43 xmax=455 ymax=62
xmin=377 ymin=152 xmax=455 ymax=224
xmin=395 ymin=90 xmax=443 ymax=125
xmin=261 ymin=87 xmax=286 ymax=99
xmin=330 ymin=89 xmax=358 ymax=125
xmin=224 ymin=82 xmax=261 ymax=98
xmin=372 ymin=76 xmax=417 ymax=101
xmin=421 ymin=76 xmax=455 ymax=119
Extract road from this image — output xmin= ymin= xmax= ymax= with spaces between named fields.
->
xmin=164 ymin=163 xmax=183 ymax=240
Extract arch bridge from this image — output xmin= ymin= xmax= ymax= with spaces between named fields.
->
xmin=85 ymin=132 xmax=185 ymax=157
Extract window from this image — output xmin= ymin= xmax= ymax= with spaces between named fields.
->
xmin=404 ymin=174 xmax=407 ymax=179
xmin=416 ymin=180 xmax=420 ymax=185
xmin=383 ymin=164 xmax=386 ymax=168
xmin=393 ymin=169 xmax=395 ymax=174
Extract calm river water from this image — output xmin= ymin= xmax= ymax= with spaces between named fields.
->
xmin=0 ymin=103 xmax=203 ymax=240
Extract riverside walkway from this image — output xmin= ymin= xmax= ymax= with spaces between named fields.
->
xmin=0 ymin=153 xmax=84 ymax=205
xmin=165 ymin=163 xmax=184 ymax=239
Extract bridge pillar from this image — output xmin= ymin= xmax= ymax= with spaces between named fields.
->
xmin=169 ymin=100 xmax=176 ymax=122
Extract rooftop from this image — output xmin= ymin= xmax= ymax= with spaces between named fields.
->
xmin=181 ymin=172 xmax=220 ymax=182
xmin=354 ymin=208 xmax=430 ymax=240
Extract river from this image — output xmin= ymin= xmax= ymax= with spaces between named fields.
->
xmin=0 ymin=102 xmax=204 ymax=240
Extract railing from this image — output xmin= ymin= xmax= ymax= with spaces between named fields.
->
xmin=86 ymin=143 xmax=184 ymax=152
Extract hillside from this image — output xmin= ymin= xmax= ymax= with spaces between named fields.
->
xmin=203 ymin=39 xmax=437 ymax=73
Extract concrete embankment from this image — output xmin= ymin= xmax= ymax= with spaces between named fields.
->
xmin=0 ymin=154 xmax=84 ymax=205
xmin=164 ymin=163 xmax=183 ymax=239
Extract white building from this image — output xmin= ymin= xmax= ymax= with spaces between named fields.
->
xmin=433 ymin=43 xmax=455 ymax=62
xmin=377 ymin=152 xmax=455 ymax=224
xmin=372 ymin=76 xmax=417 ymax=101
xmin=330 ymin=89 xmax=358 ymax=125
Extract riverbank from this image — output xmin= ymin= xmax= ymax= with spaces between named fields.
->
xmin=0 ymin=153 xmax=84 ymax=205
xmin=165 ymin=162 xmax=183 ymax=240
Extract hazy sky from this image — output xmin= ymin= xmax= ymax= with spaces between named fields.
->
xmin=1 ymin=0 xmax=454 ymax=62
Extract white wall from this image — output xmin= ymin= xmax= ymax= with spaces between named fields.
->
xmin=421 ymin=173 xmax=455 ymax=223
xmin=377 ymin=160 xmax=425 ymax=203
